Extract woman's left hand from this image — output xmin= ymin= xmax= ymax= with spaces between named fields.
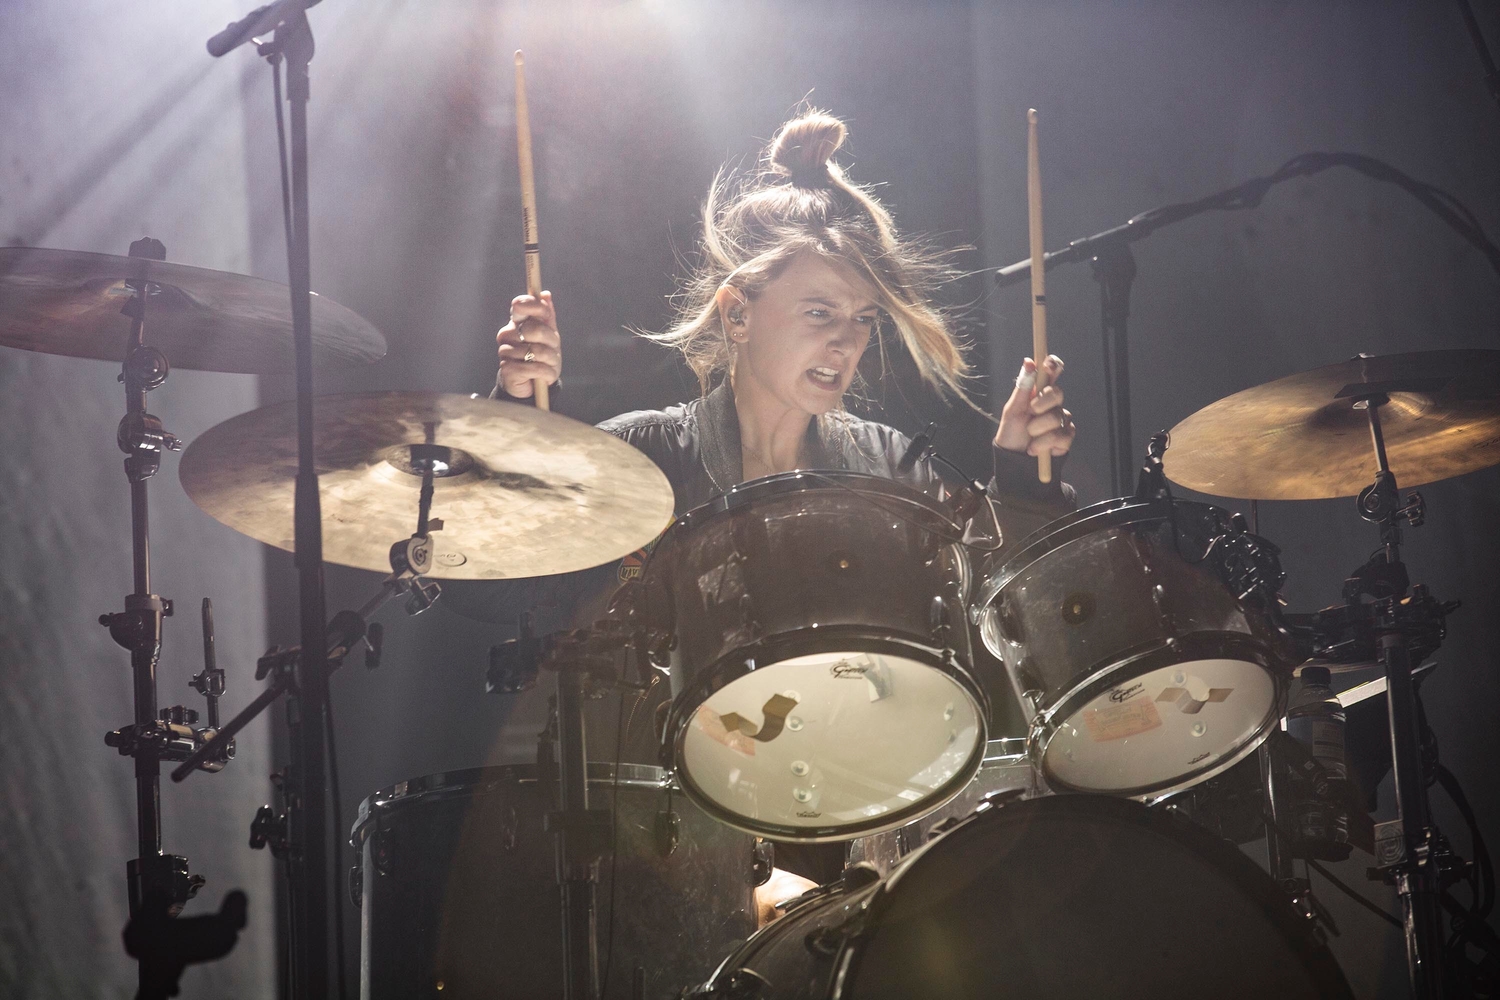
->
xmin=995 ymin=355 xmax=1076 ymax=457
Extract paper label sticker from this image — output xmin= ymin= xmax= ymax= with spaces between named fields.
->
xmin=1083 ymin=698 xmax=1163 ymax=742
xmin=694 ymin=705 xmax=755 ymax=756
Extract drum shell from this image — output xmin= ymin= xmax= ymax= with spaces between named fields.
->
xmin=352 ymin=764 xmax=756 ymax=1000
xmin=695 ymin=795 xmax=1353 ymax=999
xmin=641 ymin=472 xmax=974 ymax=695
xmin=977 ymin=498 xmax=1290 ymax=794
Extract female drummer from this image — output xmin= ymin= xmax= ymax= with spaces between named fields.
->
xmin=495 ymin=109 xmax=1076 ymax=520
xmin=490 ymin=109 xmax=1079 ymax=895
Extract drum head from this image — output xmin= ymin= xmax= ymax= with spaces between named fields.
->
xmin=847 ymin=795 xmax=1352 ymax=999
xmin=678 ymin=645 xmax=985 ymax=841
xmin=1042 ymin=656 xmax=1277 ymax=795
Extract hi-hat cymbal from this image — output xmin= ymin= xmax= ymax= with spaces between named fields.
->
xmin=0 ymin=246 xmax=385 ymax=373
xmin=1164 ymin=350 xmax=1500 ymax=500
xmin=179 ymin=392 xmax=675 ymax=579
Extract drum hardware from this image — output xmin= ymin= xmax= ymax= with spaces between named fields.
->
xmin=1163 ymin=354 xmax=1500 ymax=999
xmin=68 ymin=235 xmax=254 ymax=999
xmin=486 ymin=612 xmax=664 ymax=1000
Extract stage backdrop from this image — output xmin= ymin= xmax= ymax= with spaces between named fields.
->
xmin=0 ymin=1 xmax=279 ymax=997
xmin=3 ymin=2 xmax=1496 ymax=999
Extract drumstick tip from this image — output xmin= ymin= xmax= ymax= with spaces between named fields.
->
xmin=514 ymin=50 xmax=525 ymax=66
xmin=1027 ymin=108 xmax=1039 ymax=124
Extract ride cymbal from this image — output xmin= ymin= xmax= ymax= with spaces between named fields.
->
xmin=0 ymin=246 xmax=385 ymax=373
xmin=1164 ymin=350 xmax=1500 ymax=500
xmin=179 ymin=392 xmax=674 ymax=579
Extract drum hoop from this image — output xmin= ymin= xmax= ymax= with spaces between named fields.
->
xmin=837 ymin=794 xmax=1354 ymax=1000
xmin=664 ymin=628 xmax=989 ymax=842
xmin=683 ymin=469 xmax=958 ymax=528
xmin=1030 ymin=631 xmax=1288 ymax=798
xmin=351 ymin=762 xmax=670 ymax=845
xmin=972 ymin=495 xmax=1222 ymax=616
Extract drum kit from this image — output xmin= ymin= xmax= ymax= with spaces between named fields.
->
xmin=6 ymin=230 xmax=1499 ymax=999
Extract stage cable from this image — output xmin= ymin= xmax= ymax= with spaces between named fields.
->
xmin=1306 ymin=859 xmax=1402 ymax=930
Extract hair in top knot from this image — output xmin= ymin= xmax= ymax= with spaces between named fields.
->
xmin=768 ymin=112 xmax=847 ymax=188
xmin=644 ymin=107 xmax=969 ymax=400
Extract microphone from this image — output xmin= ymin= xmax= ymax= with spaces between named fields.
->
xmin=206 ymin=0 xmax=321 ymax=57
xmin=897 ymin=423 xmax=936 ymax=475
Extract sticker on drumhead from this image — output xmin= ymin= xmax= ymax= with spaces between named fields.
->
xmin=693 ymin=705 xmax=756 ymax=756
xmin=1083 ymin=698 xmax=1163 ymax=742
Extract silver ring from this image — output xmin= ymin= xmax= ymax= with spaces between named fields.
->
xmin=517 ymin=329 xmax=526 ymax=343
xmin=523 ymin=349 xmax=535 ymax=363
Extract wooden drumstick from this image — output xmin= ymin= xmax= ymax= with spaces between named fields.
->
xmin=514 ymin=50 xmax=549 ymax=410
xmin=1026 ymin=108 xmax=1051 ymax=484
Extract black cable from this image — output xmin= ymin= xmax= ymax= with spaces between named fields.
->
xmin=1438 ymin=763 xmax=1496 ymax=919
xmin=1453 ymin=0 xmax=1500 ymax=115
xmin=1307 ymin=858 xmax=1403 ymax=930
xmin=325 ymin=696 xmax=348 ymax=1000
xmin=598 ymin=688 xmax=629 ymax=998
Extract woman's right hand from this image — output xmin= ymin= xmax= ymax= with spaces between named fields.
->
xmin=495 ymin=290 xmax=561 ymax=399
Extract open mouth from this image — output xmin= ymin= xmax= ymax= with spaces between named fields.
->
xmin=807 ymin=366 xmax=842 ymax=389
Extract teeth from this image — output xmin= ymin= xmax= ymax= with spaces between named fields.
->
xmin=811 ymin=367 xmax=839 ymax=381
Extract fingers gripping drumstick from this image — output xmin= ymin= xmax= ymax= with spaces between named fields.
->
xmin=1026 ymin=108 xmax=1050 ymax=483
xmin=491 ymin=50 xmax=550 ymax=410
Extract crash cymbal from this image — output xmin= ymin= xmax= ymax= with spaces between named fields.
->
xmin=179 ymin=392 xmax=675 ymax=579
xmin=1164 ymin=350 xmax=1500 ymax=500
xmin=0 ymin=246 xmax=385 ymax=373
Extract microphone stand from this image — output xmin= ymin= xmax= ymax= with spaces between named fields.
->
xmin=208 ymin=5 xmax=327 ymax=995
xmin=994 ymin=150 xmax=1500 ymax=497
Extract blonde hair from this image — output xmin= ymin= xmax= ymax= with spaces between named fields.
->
xmin=645 ymin=109 xmax=969 ymax=398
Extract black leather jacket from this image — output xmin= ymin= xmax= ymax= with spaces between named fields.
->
xmin=599 ymin=382 xmax=1075 ymax=522
xmin=442 ymin=383 xmax=1076 ymax=630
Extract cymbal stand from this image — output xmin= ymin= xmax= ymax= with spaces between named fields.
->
xmin=98 ymin=237 xmax=244 ymax=998
xmin=1349 ymin=390 xmax=1454 ymax=999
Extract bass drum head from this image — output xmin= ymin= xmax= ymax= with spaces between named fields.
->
xmin=680 ymin=642 xmax=985 ymax=841
xmin=1040 ymin=655 xmax=1278 ymax=795
xmin=844 ymin=795 xmax=1351 ymax=999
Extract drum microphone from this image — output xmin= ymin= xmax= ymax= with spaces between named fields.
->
xmin=897 ymin=424 xmax=936 ymax=476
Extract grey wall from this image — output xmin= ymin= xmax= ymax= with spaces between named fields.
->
xmin=0 ymin=2 xmax=278 ymax=997
xmin=975 ymin=3 xmax=1500 ymax=996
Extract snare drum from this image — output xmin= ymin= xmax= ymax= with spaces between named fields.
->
xmin=640 ymin=471 xmax=989 ymax=842
xmin=972 ymin=497 xmax=1293 ymax=798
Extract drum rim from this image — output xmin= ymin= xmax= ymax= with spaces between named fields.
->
xmin=350 ymin=762 xmax=669 ymax=844
xmin=840 ymin=794 xmax=1354 ymax=1000
xmin=1029 ymin=631 xmax=1288 ymax=798
xmin=663 ymin=627 xmax=990 ymax=842
xmin=972 ymin=494 xmax=1225 ymax=615
xmin=678 ymin=468 xmax=959 ymax=529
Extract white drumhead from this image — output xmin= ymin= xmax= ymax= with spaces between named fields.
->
xmin=1043 ymin=658 xmax=1275 ymax=794
xmin=681 ymin=651 xmax=983 ymax=837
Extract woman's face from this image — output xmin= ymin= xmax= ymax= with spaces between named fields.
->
xmin=731 ymin=252 xmax=880 ymax=417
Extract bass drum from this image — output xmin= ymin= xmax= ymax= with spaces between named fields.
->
xmin=692 ymin=795 xmax=1352 ymax=1000
xmin=351 ymin=763 xmax=758 ymax=999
